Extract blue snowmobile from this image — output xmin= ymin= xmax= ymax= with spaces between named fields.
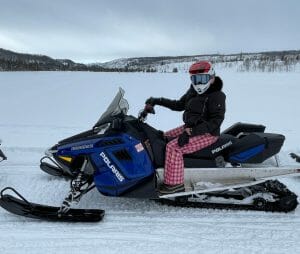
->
xmin=0 ymin=88 xmax=299 ymax=222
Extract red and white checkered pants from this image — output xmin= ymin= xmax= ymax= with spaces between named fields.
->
xmin=164 ymin=125 xmax=219 ymax=185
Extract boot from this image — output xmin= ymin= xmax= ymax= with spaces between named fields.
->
xmin=159 ymin=183 xmax=185 ymax=195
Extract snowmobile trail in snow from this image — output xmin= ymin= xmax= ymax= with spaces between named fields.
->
xmin=4 ymin=163 xmax=300 ymax=248
xmin=1 ymin=171 xmax=300 ymax=254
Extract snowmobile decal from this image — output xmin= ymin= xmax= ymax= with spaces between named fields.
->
xmin=100 ymin=152 xmax=125 ymax=182
xmin=71 ymin=144 xmax=94 ymax=151
xmin=211 ymin=140 xmax=233 ymax=154
xmin=230 ymin=144 xmax=265 ymax=163
xmin=135 ymin=143 xmax=144 ymax=152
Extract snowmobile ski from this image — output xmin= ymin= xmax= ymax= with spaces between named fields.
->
xmin=0 ymin=187 xmax=104 ymax=222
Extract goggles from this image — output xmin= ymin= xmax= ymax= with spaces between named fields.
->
xmin=190 ymin=74 xmax=213 ymax=85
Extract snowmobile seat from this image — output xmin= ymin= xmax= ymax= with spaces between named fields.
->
xmin=222 ymin=122 xmax=266 ymax=136
xmin=183 ymin=134 xmax=237 ymax=167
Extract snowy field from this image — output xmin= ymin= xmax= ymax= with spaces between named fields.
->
xmin=0 ymin=70 xmax=300 ymax=253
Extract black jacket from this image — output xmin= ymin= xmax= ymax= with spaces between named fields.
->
xmin=157 ymin=76 xmax=226 ymax=136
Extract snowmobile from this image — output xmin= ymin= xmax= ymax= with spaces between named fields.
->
xmin=0 ymin=140 xmax=7 ymax=162
xmin=0 ymin=88 xmax=299 ymax=222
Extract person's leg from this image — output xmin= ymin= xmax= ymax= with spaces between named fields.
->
xmin=164 ymin=125 xmax=185 ymax=138
xmin=163 ymin=134 xmax=219 ymax=187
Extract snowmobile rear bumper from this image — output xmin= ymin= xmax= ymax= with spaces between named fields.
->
xmin=0 ymin=188 xmax=105 ymax=222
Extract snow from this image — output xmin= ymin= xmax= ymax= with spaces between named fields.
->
xmin=0 ymin=71 xmax=300 ymax=253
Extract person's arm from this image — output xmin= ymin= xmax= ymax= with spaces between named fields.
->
xmin=191 ymin=92 xmax=226 ymax=136
xmin=145 ymin=87 xmax=190 ymax=111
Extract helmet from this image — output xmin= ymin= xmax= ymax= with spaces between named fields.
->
xmin=189 ymin=61 xmax=215 ymax=94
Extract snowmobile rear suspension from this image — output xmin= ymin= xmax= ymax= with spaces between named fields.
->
xmin=157 ymin=180 xmax=298 ymax=213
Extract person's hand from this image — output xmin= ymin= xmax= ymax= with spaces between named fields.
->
xmin=178 ymin=131 xmax=190 ymax=147
xmin=144 ymin=104 xmax=155 ymax=114
xmin=145 ymin=97 xmax=160 ymax=106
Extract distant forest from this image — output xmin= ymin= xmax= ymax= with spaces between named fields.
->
xmin=1 ymin=48 xmax=300 ymax=72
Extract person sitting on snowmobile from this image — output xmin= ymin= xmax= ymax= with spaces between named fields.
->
xmin=145 ymin=61 xmax=226 ymax=194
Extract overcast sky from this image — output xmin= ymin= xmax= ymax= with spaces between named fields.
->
xmin=0 ymin=0 xmax=299 ymax=63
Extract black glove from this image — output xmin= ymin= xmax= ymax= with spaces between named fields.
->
xmin=144 ymin=104 xmax=155 ymax=114
xmin=145 ymin=97 xmax=161 ymax=106
xmin=178 ymin=131 xmax=190 ymax=147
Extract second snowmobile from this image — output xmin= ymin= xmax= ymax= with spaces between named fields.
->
xmin=0 ymin=140 xmax=7 ymax=162
xmin=0 ymin=88 xmax=299 ymax=222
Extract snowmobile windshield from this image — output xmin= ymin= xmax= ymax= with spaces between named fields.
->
xmin=94 ymin=87 xmax=129 ymax=128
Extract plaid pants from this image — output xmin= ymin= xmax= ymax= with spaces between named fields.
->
xmin=164 ymin=125 xmax=219 ymax=185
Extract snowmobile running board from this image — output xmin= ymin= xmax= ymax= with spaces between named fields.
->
xmin=159 ymin=175 xmax=299 ymax=199
xmin=0 ymin=187 xmax=105 ymax=222
xmin=156 ymin=167 xmax=300 ymax=185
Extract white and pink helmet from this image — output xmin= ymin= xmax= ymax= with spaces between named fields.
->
xmin=189 ymin=61 xmax=215 ymax=94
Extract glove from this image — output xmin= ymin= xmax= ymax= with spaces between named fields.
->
xmin=177 ymin=131 xmax=190 ymax=147
xmin=144 ymin=104 xmax=155 ymax=114
xmin=145 ymin=97 xmax=161 ymax=106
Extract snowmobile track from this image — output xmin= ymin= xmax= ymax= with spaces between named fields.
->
xmin=156 ymin=180 xmax=298 ymax=213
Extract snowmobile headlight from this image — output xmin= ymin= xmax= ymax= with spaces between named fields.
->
xmin=58 ymin=156 xmax=73 ymax=163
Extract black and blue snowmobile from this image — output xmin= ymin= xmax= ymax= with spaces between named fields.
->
xmin=0 ymin=140 xmax=7 ymax=162
xmin=0 ymin=88 xmax=299 ymax=222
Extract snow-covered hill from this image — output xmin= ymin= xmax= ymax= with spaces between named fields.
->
xmin=96 ymin=51 xmax=300 ymax=73
xmin=0 ymin=71 xmax=300 ymax=254
xmin=2 ymin=48 xmax=300 ymax=73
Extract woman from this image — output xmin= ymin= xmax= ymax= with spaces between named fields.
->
xmin=145 ymin=61 xmax=226 ymax=194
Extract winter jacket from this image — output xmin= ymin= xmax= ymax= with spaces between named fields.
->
xmin=157 ymin=76 xmax=226 ymax=136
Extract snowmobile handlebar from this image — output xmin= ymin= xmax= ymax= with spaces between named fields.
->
xmin=138 ymin=104 xmax=155 ymax=122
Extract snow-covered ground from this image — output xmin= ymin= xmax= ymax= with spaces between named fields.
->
xmin=0 ymin=70 xmax=300 ymax=253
